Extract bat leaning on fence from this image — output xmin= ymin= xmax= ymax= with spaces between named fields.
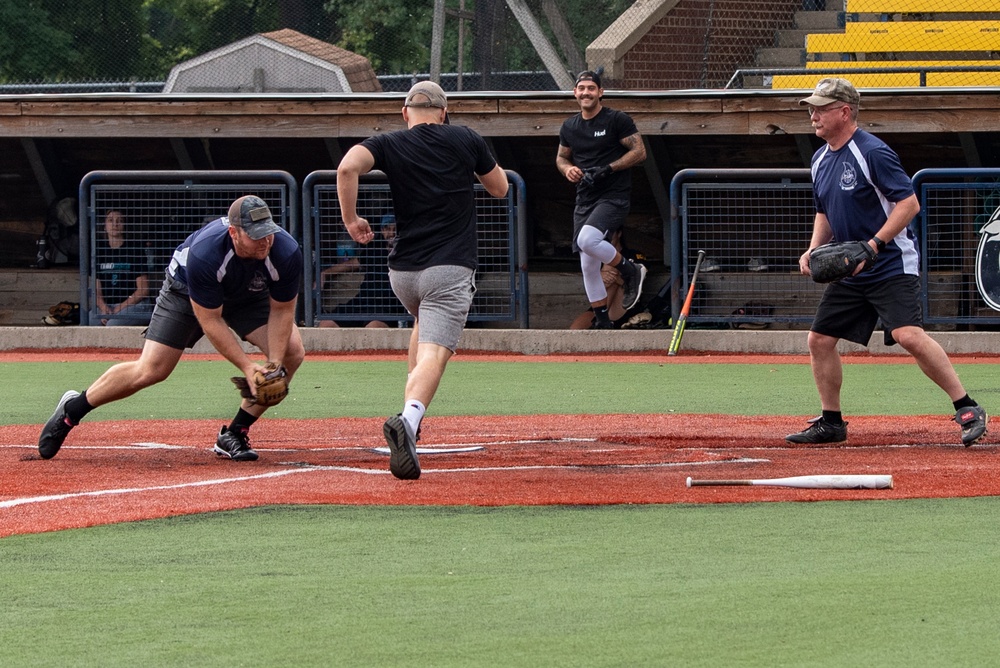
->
xmin=667 ymin=249 xmax=706 ymax=356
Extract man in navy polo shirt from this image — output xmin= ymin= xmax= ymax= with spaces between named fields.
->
xmin=38 ymin=195 xmax=305 ymax=462
xmin=788 ymin=78 xmax=987 ymax=447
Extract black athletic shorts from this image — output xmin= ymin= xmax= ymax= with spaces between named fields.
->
xmin=811 ymin=274 xmax=923 ymax=347
xmin=143 ymin=275 xmax=271 ymax=350
xmin=572 ymin=198 xmax=630 ymax=252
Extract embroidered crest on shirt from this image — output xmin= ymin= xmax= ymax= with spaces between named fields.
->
xmin=839 ymin=162 xmax=858 ymax=191
xmin=249 ymin=272 xmax=268 ymax=292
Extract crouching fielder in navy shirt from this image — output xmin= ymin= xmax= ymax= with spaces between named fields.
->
xmin=38 ymin=195 xmax=305 ymax=462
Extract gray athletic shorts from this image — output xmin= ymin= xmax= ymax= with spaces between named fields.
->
xmin=389 ymin=265 xmax=475 ymax=352
xmin=572 ymin=198 xmax=630 ymax=252
xmin=144 ymin=274 xmax=271 ymax=350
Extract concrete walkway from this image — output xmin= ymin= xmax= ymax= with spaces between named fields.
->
xmin=3 ymin=326 xmax=999 ymax=356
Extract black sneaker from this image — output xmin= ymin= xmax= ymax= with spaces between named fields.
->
xmin=786 ymin=416 xmax=848 ymax=444
xmin=383 ymin=414 xmax=420 ymax=480
xmin=590 ymin=317 xmax=614 ymax=330
xmin=213 ymin=425 xmax=259 ymax=461
xmin=619 ymin=259 xmax=648 ymax=311
xmin=38 ymin=390 xmax=80 ymax=459
xmin=955 ymin=405 xmax=988 ymax=446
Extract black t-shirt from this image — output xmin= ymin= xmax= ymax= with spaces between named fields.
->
xmin=361 ymin=123 xmax=498 ymax=271
xmin=558 ymin=106 xmax=638 ymax=205
xmin=96 ymin=237 xmax=148 ymax=307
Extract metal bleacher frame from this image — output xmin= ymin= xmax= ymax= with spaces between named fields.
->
xmin=301 ymin=169 xmax=529 ymax=328
xmin=78 ymin=170 xmax=298 ymax=326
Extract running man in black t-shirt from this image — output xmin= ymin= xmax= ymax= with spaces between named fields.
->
xmin=337 ymin=80 xmax=509 ymax=480
xmin=557 ymin=71 xmax=648 ymax=328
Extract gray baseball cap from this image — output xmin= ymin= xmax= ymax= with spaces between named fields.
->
xmin=227 ymin=195 xmax=281 ymax=240
xmin=798 ymin=78 xmax=860 ymax=107
xmin=405 ymin=81 xmax=447 ymax=109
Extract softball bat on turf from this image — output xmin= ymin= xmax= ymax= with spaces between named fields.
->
xmin=686 ymin=474 xmax=893 ymax=489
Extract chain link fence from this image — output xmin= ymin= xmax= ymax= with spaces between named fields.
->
xmin=79 ymin=172 xmax=297 ymax=326
xmin=303 ymin=170 xmax=526 ymax=328
xmin=4 ymin=0 xmax=1000 ymax=94
xmin=670 ymin=168 xmax=1000 ymax=332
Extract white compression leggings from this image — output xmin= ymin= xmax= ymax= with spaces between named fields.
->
xmin=576 ymin=224 xmax=619 ymax=304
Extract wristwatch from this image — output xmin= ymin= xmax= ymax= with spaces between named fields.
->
xmin=872 ymin=236 xmax=886 ymax=252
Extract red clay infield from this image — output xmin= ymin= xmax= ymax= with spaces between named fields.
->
xmin=2 ymin=349 xmax=998 ymax=537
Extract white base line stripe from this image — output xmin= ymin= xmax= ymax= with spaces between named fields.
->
xmin=0 ymin=468 xmax=316 ymax=509
xmin=0 ymin=458 xmax=769 ymax=510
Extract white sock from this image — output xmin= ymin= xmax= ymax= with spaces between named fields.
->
xmin=401 ymin=399 xmax=425 ymax=433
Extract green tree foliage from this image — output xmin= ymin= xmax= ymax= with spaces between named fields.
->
xmin=36 ymin=0 xmax=154 ymax=80
xmin=324 ymin=0 xmax=434 ymax=74
xmin=144 ymin=0 xmax=281 ymax=76
xmin=1 ymin=0 xmax=631 ymax=85
xmin=0 ymin=0 xmax=77 ymax=82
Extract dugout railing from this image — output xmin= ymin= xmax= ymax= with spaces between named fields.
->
xmin=78 ymin=171 xmax=297 ymax=326
xmin=911 ymin=168 xmax=1000 ymax=327
xmin=669 ymin=168 xmax=1000 ymax=331
xmin=301 ymin=169 xmax=529 ymax=328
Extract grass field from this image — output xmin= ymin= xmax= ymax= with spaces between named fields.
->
xmin=3 ymin=358 xmax=999 ymax=666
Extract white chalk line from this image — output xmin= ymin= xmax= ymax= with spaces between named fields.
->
xmin=0 ymin=441 xmax=769 ymax=510
xmin=0 ymin=467 xmax=317 ymax=509
xmin=280 ymin=457 xmax=770 ymax=474
xmin=0 ymin=437 xmax=598 ymax=453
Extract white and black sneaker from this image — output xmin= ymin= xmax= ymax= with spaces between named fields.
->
xmin=383 ymin=414 xmax=420 ymax=480
xmin=619 ymin=259 xmax=648 ymax=311
xmin=213 ymin=425 xmax=259 ymax=461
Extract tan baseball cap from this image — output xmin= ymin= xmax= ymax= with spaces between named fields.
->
xmin=227 ymin=195 xmax=281 ymax=240
xmin=798 ymin=78 xmax=860 ymax=107
xmin=404 ymin=81 xmax=447 ymax=109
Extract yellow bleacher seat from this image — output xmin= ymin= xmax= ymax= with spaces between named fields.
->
xmin=926 ymin=70 xmax=1000 ymax=85
xmin=805 ymin=59 xmax=999 ymax=68
xmin=771 ymin=72 xmax=921 ymax=89
xmin=847 ymin=0 xmax=1000 ymax=13
xmin=807 ymin=21 xmax=1000 ymax=53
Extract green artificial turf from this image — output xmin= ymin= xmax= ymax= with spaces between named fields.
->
xmin=2 ymin=502 xmax=998 ymax=667
xmin=4 ymin=358 xmax=999 ymax=666
xmin=8 ymin=359 xmax=1000 ymax=423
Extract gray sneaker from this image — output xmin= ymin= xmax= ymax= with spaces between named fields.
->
xmin=38 ymin=390 xmax=80 ymax=459
xmin=955 ymin=405 xmax=988 ymax=446
xmin=383 ymin=414 xmax=420 ymax=480
xmin=786 ymin=416 xmax=848 ymax=444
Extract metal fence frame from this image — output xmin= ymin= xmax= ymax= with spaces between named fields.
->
xmin=669 ymin=168 xmax=815 ymax=328
xmin=912 ymin=168 xmax=1000 ymax=326
xmin=669 ymin=167 xmax=1000 ymax=330
xmin=78 ymin=170 xmax=298 ymax=326
xmin=301 ymin=169 xmax=529 ymax=328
